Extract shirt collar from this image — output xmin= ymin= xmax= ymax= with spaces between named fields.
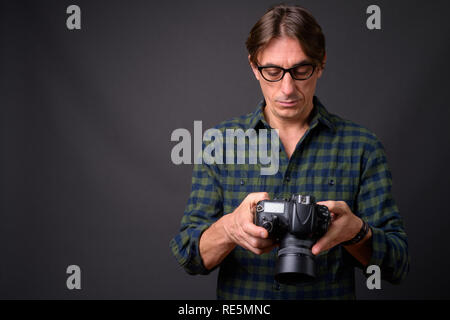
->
xmin=248 ymin=96 xmax=337 ymax=133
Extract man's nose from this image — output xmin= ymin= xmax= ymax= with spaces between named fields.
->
xmin=280 ymin=72 xmax=296 ymax=96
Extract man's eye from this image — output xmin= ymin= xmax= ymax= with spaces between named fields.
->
xmin=264 ymin=68 xmax=282 ymax=77
xmin=293 ymin=65 xmax=312 ymax=77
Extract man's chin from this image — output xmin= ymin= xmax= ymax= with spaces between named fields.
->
xmin=274 ymin=105 xmax=302 ymax=119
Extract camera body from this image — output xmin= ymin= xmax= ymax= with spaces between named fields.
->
xmin=255 ymin=194 xmax=331 ymax=284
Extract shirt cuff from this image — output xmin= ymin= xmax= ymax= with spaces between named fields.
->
xmin=368 ymin=225 xmax=387 ymax=268
xmin=169 ymin=224 xmax=213 ymax=275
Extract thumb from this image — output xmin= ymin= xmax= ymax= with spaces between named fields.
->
xmin=311 ymin=242 xmax=321 ymax=255
xmin=311 ymin=241 xmax=326 ymax=256
xmin=311 ymin=231 xmax=334 ymax=255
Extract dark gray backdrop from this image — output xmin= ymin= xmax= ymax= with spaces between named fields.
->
xmin=2 ymin=0 xmax=450 ymax=299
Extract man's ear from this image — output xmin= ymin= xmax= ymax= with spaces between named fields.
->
xmin=317 ymin=52 xmax=327 ymax=79
xmin=248 ymin=55 xmax=260 ymax=80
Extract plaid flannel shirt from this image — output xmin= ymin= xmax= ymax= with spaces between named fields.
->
xmin=169 ymin=96 xmax=409 ymax=299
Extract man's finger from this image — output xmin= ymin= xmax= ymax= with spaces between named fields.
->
xmin=241 ymin=237 xmax=273 ymax=255
xmin=242 ymin=221 xmax=269 ymax=238
xmin=246 ymin=192 xmax=270 ymax=207
xmin=317 ymin=200 xmax=346 ymax=214
xmin=317 ymin=200 xmax=336 ymax=211
xmin=247 ymin=236 xmax=275 ymax=249
xmin=311 ymin=229 xmax=338 ymax=255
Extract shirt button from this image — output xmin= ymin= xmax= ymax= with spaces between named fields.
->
xmin=329 ymin=179 xmax=335 ymax=186
xmin=285 ymin=176 xmax=290 ymax=182
xmin=240 ymin=179 xmax=245 ymax=185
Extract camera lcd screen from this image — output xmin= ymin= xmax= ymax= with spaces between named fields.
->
xmin=264 ymin=202 xmax=285 ymax=213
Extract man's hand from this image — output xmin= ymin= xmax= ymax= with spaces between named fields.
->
xmin=311 ymin=201 xmax=363 ymax=255
xmin=223 ymin=192 xmax=277 ymax=255
xmin=199 ymin=192 xmax=276 ymax=270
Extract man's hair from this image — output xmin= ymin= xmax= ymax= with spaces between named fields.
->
xmin=246 ymin=4 xmax=326 ymax=68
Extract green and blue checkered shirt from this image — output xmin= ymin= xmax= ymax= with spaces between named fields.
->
xmin=170 ymin=96 xmax=409 ymax=299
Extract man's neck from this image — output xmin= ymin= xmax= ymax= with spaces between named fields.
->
xmin=262 ymin=101 xmax=315 ymax=159
xmin=263 ymin=102 xmax=314 ymax=134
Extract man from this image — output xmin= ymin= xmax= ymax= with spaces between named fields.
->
xmin=170 ymin=4 xmax=409 ymax=299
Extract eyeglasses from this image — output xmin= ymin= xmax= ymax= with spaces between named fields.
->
xmin=257 ymin=63 xmax=316 ymax=82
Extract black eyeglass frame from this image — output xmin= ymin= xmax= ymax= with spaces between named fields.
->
xmin=257 ymin=63 xmax=316 ymax=82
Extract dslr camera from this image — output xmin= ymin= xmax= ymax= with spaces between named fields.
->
xmin=255 ymin=194 xmax=331 ymax=284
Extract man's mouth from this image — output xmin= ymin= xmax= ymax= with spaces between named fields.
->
xmin=277 ymin=99 xmax=299 ymax=107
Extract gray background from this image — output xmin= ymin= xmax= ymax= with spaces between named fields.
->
xmin=1 ymin=0 xmax=450 ymax=299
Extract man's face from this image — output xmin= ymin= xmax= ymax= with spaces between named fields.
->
xmin=250 ymin=36 xmax=324 ymax=123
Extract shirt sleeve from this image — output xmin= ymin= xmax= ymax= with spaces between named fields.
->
xmin=169 ymin=160 xmax=224 ymax=275
xmin=355 ymin=137 xmax=410 ymax=284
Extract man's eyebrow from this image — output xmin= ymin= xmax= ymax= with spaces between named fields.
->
xmin=260 ymin=59 xmax=311 ymax=67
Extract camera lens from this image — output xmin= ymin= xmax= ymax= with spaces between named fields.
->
xmin=275 ymin=235 xmax=316 ymax=284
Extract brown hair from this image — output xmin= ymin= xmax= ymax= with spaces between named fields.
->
xmin=246 ymin=4 xmax=326 ymax=68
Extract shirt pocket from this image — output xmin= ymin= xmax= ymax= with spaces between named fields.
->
xmin=305 ymin=171 xmax=357 ymax=210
